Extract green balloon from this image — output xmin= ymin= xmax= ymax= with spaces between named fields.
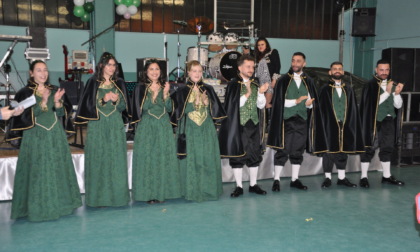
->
xmin=114 ymin=0 xmax=124 ymax=5
xmin=73 ymin=6 xmax=85 ymax=18
xmin=132 ymin=0 xmax=141 ymax=7
xmin=123 ymin=0 xmax=133 ymax=6
xmin=81 ymin=13 xmax=91 ymax=22
xmin=84 ymin=2 xmax=94 ymax=13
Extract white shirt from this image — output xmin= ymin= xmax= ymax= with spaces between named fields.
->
xmin=335 ymin=81 xmax=343 ymax=98
xmin=285 ymin=72 xmax=312 ymax=109
xmin=378 ymin=80 xmax=403 ymax=110
xmin=239 ymin=79 xmax=266 ymax=109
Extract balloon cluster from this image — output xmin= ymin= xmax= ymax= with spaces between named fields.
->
xmin=115 ymin=0 xmax=141 ymax=20
xmin=73 ymin=0 xmax=95 ymax=22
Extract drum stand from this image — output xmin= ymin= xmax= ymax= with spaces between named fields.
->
xmin=169 ymin=29 xmax=184 ymax=83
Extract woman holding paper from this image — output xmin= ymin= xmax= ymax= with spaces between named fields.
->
xmin=7 ymin=60 xmax=82 ymax=222
xmin=75 ymin=52 xmax=130 ymax=207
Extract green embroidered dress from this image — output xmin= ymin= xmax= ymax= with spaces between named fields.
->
xmin=178 ymin=91 xmax=223 ymax=202
xmin=84 ymin=85 xmax=130 ymax=207
xmin=132 ymin=89 xmax=181 ymax=202
xmin=11 ymin=93 xmax=82 ymax=221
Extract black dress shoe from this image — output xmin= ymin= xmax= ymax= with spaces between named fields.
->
xmin=337 ymin=178 xmax=357 ymax=188
xmin=231 ymin=186 xmax=244 ymax=197
xmin=381 ymin=176 xmax=405 ymax=186
xmin=359 ymin=177 xmax=370 ymax=188
xmin=290 ymin=179 xmax=308 ymax=190
xmin=249 ymin=184 xmax=267 ymax=195
xmin=272 ymin=180 xmax=280 ymax=192
xmin=321 ymin=178 xmax=332 ymax=188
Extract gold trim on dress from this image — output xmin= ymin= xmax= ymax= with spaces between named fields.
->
xmin=35 ymin=112 xmax=58 ymax=131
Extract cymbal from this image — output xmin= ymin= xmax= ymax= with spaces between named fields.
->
xmin=187 ymin=16 xmax=214 ymax=33
xmin=173 ymin=20 xmax=187 ymax=27
xmin=238 ymin=37 xmax=249 ymax=42
xmin=232 ymin=20 xmax=254 ymax=27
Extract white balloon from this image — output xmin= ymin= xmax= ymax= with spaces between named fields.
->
xmin=116 ymin=4 xmax=128 ymax=16
xmin=128 ymin=5 xmax=138 ymax=15
xmin=124 ymin=12 xmax=131 ymax=19
xmin=73 ymin=0 xmax=85 ymax=7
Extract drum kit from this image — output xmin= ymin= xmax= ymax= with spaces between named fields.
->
xmin=170 ymin=16 xmax=256 ymax=83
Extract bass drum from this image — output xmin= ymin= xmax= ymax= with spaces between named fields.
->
xmin=187 ymin=47 xmax=208 ymax=66
xmin=208 ymin=51 xmax=242 ymax=82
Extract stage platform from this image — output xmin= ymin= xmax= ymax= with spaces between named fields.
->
xmin=0 ymin=131 xmax=381 ymax=201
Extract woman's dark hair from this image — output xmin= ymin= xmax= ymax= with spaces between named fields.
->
xmin=142 ymin=59 xmax=164 ymax=84
xmin=255 ymin=37 xmax=272 ymax=63
xmin=29 ymin=60 xmax=49 ymax=84
xmin=95 ymin=52 xmax=119 ymax=81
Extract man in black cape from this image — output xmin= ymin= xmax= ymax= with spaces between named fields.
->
xmin=359 ymin=59 xmax=404 ymax=188
xmin=318 ymin=62 xmax=364 ymax=188
xmin=218 ymin=54 xmax=269 ymax=197
xmin=267 ymin=52 xmax=327 ymax=191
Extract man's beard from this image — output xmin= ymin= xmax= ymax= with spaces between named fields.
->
xmin=292 ymin=66 xmax=302 ymax=73
xmin=331 ymin=73 xmax=343 ymax=80
xmin=378 ymin=74 xmax=389 ymax=80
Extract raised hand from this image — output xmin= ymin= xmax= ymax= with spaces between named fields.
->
xmin=42 ymin=88 xmax=51 ymax=104
xmin=259 ymin=83 xmax=269 ymax=94
xmin=163 ymin=82 xmax=170 ymax=99
xmin=54 ymin=88 xmax=65 ymax=102
xmin=386 ymin=81 xmax=394 ymax=94
xmin=201 ymin=90 xmax=209 ymax=106
xmin=110 ymin=91 xmax=120 ymax=102
xmin=395 ymin=83 xmax=404 ymax=95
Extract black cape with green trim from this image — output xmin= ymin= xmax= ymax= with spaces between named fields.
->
xmin=218 ymin=76 xmax=266 ymax=158
xmin=75 ymin=75 xmax=130 ymax=124
xmin=170 ymin=79 xmax=226 ymax=127
xmin=359 ymin=75 xmax=404 ymax=148
xmin=318 ymin=80 xmax=364 ymax=153
xmin=267 ymin=70 xmax=328 ymax=154
xmin=6 ymin=81 xmax=74 ymax=142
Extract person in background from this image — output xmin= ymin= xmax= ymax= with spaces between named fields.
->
xmin=254 ymin=37 xmax=281 ymax=130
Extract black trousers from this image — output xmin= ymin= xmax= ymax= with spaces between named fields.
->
xmin=360 ymin=116 xmax=395 ymax=163
xmin=322 ymin=153 xmax=348 ymax=173
xmin=274 ymin=116 xmax=307 ymax=166
xmin=230 ymin=120 xmax=262 ymax=168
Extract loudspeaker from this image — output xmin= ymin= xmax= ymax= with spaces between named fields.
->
xmin=382 ymin=48 xmax=415 ymax=92
xmin=136 ymin=58 xmax=167 ymax=82
xmin=352 ymin=8 xmax=376 ymax=37
xmin=60 ymin=81 xmax=84 ymax=106
xmin=27 ymin=27 xmax=47 ymax=48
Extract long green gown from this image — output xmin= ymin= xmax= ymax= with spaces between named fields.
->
xmin=11 ymin=94 xmax=82 ymax=222
xmin=84 ymin=85 xmax=130 ymax=207
xmin=178 ymin=92 xmax=223 ymax=202
xmin=132 ymin=89 xmax=181 ymax=202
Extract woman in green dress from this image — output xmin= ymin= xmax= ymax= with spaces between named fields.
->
xmin=171 ymin=60 xmax=227 ymax=202
xmin=7 ymin=60 xmax=82 ymax=221
xmin=76 ymin=52 xmax=130 ymax=207
xmin=131 ymin=59 xmax=181 ymax=204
